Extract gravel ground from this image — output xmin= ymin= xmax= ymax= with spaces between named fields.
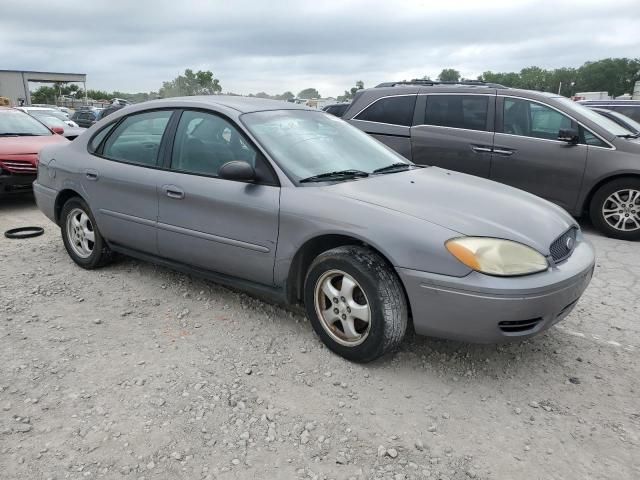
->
xmin=1 ymin=195 xmax=638 ymax=480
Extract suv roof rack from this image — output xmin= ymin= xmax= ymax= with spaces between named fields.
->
xmin=375 ymin=79 xmax=507 ymax=89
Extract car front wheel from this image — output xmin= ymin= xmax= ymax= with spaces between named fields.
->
xmin=60 ymin=197 xmax=113 ymax=268
xmin=304 ymin=246 xmax=408 ymax=362
xmin=590 ymin=178 xmax=640 ymax=241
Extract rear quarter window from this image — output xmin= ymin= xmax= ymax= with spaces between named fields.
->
xmin=355 ymin=95 xmax=416 ymax=126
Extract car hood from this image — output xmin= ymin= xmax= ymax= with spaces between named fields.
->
xmin=329 ymin=167 xmax=576 ymax=254
xmin=0 ymin=134 xmax=67 ymax=156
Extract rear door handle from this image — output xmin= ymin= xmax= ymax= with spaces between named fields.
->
xmin=493 ymin=147 xmax=515 ymax=156
xmin=85 ymin=169 xmax=99 ymax=180
xmin=163 ymin=185 xmax=185 ymax=200
xmin=471 ymin=145 xmax=493 ymax=153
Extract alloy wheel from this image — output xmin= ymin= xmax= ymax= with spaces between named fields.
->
xmin=602 ymin=189 xmax=640 ymax=232
xmin=314 ymin=269 xmax=371 ymax=347
xmin=66 ymin=208 xmax=95 ymax=258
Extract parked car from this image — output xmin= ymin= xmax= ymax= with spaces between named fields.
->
xmin=578 ymin=100 xmax=640 ymax=123
xmin=342 ymin=80 xmax=640 ymax=240
xmin=34 ymin=115 xmax=85 ymax=140
xmin=322 ymin=103 xmax=350 ymax=117
xmin=96 ymin=104 xmax=124 ymax=120
xmin=33 ymin=97 xmax=595 ymax=362
xmin=17 ymin=107 xmax=79 ymax=128
xmin=71 ymin=109 xmax=102 ymax=128
xmin=0 ymin=107 xmax=68 ymax=195
xmin=589 ymin=107 xmax=640 ymax=136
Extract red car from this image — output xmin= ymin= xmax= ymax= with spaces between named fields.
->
xmin=0 ymin=107 xmax=68 ymax=194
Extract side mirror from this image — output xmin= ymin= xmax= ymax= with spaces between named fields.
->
xmin=51 ymin=126 xmax=65 ymax=135
xmin=218 ymin=160 xmax=256 ymax=182
xmin=558 ymin=128 xmax=579 ymax=144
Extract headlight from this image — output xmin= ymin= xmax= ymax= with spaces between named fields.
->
xmin=445 ymin=237 xmax=548 ymax=276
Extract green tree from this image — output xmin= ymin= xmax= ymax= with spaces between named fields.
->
xmin=276 ymin=91 xmax=295 ymax=101
xmin=159 ymin=69 xmax=222 ymax=98
xmin=577 ymin=58 xmax=640 ymax=97
xmin=337 ymin=80 xmax=364 ymax=102
xmin=297 ymin=88 xmax=320 ymax=99
xmin=437 ymin=68 xmax=461 ymax=82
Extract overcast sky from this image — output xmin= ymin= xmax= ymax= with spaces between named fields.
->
xmin=1 ymin=0 xmax=638 ymax=97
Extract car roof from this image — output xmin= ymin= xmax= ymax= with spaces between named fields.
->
xmin=141 ymin=95 xmax=314 ymax=114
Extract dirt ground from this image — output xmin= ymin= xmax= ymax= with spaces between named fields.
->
xmin=1 ymin=194 xmax=638 ymax=480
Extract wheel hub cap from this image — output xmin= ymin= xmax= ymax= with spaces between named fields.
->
xmin=314 ymin=270 xmax=371 ymax=347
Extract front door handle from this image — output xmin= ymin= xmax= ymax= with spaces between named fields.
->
xmin=493 ymin=147 xmax=515 ymax=156
xmin=85 ymin=169 xmax=99 ymax=181
xmin=163 ymin=185 xmax=185 ymax=200
xmin=471 ymin=145 xmax=493 ymax=153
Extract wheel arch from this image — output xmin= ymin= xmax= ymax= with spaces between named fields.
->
xmin=581 ymin=173 xmax=640 ymax=214
xmin=285 ymin=234 xmax=411 ymax=317
xmin=54 ymin=188 xmax=87 ymax=225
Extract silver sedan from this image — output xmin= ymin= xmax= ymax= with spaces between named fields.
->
xmin=33 ymin=96 xmax=595 ymax=362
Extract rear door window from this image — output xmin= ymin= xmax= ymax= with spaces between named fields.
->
xmin=424 ymin=95 xmax=490 ymax=131
xmin=355 ymin=95 xmax=416 ymax=126
xmin=102 ymin=110 xmax=172 ymax=166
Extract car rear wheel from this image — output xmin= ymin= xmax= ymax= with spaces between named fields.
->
xmin=303 ymin=246 xmax=408 ymax=362
xmin=61 ymin=197 xmax=113 ymax=268
xmin=590 ymin=178 xmax=640 ymax=241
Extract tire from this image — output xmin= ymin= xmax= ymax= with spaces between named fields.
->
xmin=60 ymin=197 xmax=113 ymax=269
xmin=303 ymin=245 xmax=408 ymax=362
xmin=589 ymin=178 xmax=640 ymax=241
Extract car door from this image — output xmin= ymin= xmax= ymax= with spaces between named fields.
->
xmin=491 ymin=96 xmax=588 ymax=212
xmin=84 ymin=109 xmax=175 ymax=254
xmin=410 ymin=93 xmax=495 ymax=178
xmin=348 ymin=94 xmax=417 ymax=160
xmin=155 ymin=109 xmax=280 ymax=285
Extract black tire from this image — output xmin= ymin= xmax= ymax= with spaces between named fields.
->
xmin=60 ymin=197 xmax=113 ymax=269
xmin=589 ymin=178 xmax=640 ymax=241
xmin=303 ymin=246 xmax=408 ymax=362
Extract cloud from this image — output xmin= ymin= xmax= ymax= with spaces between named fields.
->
xmin=0 ymin=0 xmax=638 ymax=97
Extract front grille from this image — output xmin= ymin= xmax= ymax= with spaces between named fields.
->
xmin=0 ymin=160 xmax=37 ymax=174
xmin=549 ymin=227 xmax=577 ymax=263
xmin=498 ymin=318 xmax=542 ymax=334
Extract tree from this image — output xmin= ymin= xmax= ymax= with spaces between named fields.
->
xmin=297 ymin=88 xmax=320 ymax=99
xmin=437 ymin=68 xmax=461 ymax=82
xmin=276 ymin=91 xmax=295 ymax=101
xmin=337 ymin=80 xmax=364 ymax=102
xmin=159 ymin=69 xmax=222 ymax=98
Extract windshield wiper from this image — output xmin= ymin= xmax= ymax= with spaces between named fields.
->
xmin=299 ymin=169 xmax=369 ymax=183
xmin=617 ymin=133 xmax=640 ymax=139
xmin=373 ymin=162 xmax=419 ymax=174
xmin=0 ymin=132 xmax=40 ymax=137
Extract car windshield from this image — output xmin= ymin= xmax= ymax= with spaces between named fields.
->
xmin=0 ymin=110 xmax=51 ymax=136
xmin=241 ymin=110 xmax=410 ymax=181
xmin=30 ymin=109 xmax=67 ymax=121
xmin=598 ymin=109 xmax=640 ymax=133
xmin=553 ymin=97 xmax=632 ymax=136
xmin=37 ymin=115 xmax=66 ymax=128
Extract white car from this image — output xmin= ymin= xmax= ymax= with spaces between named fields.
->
xmin=17 ymin=107 xmax=79 ymax=128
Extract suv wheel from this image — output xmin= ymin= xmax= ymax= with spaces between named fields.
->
xmin=61 ymin=197 xmax=113 ymax=268
xmin=590 ymin=178 xmax=640 ymax=241
xmin=303 ymin=246 xmax=408 ymax=362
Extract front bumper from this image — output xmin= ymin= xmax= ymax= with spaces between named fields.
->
xmin=397 ymin=240 xmax=595 ymax=343
xmin=0 ymin=172 xmax=36 ymax=193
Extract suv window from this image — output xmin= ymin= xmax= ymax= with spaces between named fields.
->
xmin=102 ymin=110 xmax=172 ymax=166
xmin=355 ymin=95 xmax=416 ymax=126
xmin=609 ymin=105 xmax=640 ymax=122
xmin=503 ymin=98 xmax=575 ymax=140
xmin=171 ymin=110 xmax=257 ymax=176
xmin=425 ymin=95 xmax=489 ymax=131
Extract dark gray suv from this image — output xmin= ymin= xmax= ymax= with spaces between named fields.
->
xmin=343 ymin=81 xmax=640 ymax=240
